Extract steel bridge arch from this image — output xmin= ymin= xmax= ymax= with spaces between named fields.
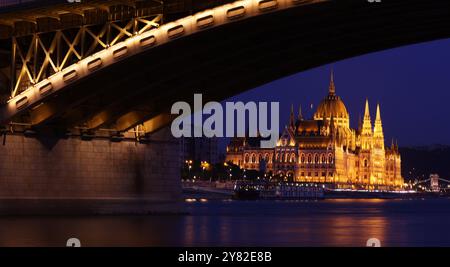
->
xmin=2 ymin=0 xmax=318 ymax=123
xmin=1 ymin=0 xmax=450 ymax=135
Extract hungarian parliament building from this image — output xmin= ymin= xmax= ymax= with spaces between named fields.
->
xmin=225 ymin=72 xmax=403 ymax=189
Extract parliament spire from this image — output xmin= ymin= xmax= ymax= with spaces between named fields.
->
xmin=329 ymin=69 xmax=336 ymax=96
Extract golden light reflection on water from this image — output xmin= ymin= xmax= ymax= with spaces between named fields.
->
xmin=322 ymin=216 xmax=387 ymax=246
xmin=0 ymin=214 xmax=390 ymax=247
xmin=330 ymin=198 xmax=388 ymax=204
xmin=0 ymin=199 xmax=446 ymax=246
xmin=181 ymin=199 xmax=392 ymax=247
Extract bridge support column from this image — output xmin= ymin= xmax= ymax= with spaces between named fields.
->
xmin=0 ymin=127 xmax=182 ymax=214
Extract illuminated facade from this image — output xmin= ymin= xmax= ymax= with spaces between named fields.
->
xmin=226 ymin=72 xmax=403 ymax=189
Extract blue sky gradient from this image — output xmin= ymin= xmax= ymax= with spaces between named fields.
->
xmin=222 ymin=38 xmax=450 ymax=148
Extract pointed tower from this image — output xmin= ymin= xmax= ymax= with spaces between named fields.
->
xmin=360 ymin=99 xmax=373 ymax=150
xmin=373 ymin=103 xmax=385 ymax=150
xmin=329 ymin=68 xmax=336 ymax=96
xmin=289 ymin=104 xmax=295 ymax=130
xmin=374 ymin=104 xmax=383 ymax=134
xmin=373 ymin=104 xmax=384 ymax=138
xmin=298 ymin=105 xmax=303 ymax=121
xmin=361 ymin=99 xmax=373 ymax=136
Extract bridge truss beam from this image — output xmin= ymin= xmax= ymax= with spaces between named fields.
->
xmin=10 ymin=14 xmax=162 ymax=98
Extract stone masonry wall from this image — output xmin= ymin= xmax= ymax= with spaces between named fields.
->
xmin=0 ymin=127 xmax=181 ymax=214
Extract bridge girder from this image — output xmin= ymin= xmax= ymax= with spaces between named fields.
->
xmin=8 ymin=14 xmax=162 ymax=98
xmin=0 ymin=0 xmax=237 ymax=104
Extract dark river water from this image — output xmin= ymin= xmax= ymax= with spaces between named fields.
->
xmin=1 ymin=198 xmax=450 ymax=247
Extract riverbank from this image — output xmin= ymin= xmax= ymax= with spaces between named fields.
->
xmin=182 ymin=180 xmax=442 ymax=200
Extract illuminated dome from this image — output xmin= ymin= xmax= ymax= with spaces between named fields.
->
xmin=313 ymin=71 xmax=349 ymax=120
xmin=314 ymin=95 xmax=349 ymax=119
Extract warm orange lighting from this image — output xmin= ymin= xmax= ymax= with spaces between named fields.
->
xmin=224 ymin=71 xmax=403 ymax=189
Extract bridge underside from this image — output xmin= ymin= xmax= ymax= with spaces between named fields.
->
xmin=2 ymin=0 xmax=450 ymax=138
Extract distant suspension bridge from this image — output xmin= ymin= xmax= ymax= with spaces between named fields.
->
xmin=413 ymin=174 xmax=450 ymax=192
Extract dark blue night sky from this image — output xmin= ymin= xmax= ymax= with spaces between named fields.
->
xmin=222 ymin=38 xmax=450 ymax=148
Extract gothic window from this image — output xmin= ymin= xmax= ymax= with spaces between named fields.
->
xmin=285 ymin=153 xmax=289 ymax=163
xmin=301 ymin=154 xmax=305 ymax=163
xmin=364 ymin=159 xmax=368 ymax=167
xmin=245 ymin=154 xmax=250 ymax=163
xmin=308 ymin=154 xmax=312 ymax=164
xmin=321 ymin=154 xmax=326 ymax=163
xmin=314 ymin=154 xmax=319 ymax=164
xmin=251 ymin=154 xmax=256 ymax=163
xmin=290 ymin=153 xmax=296 ymax=163
xmin=328 ymin=154 xmax=333 ymax=164
xmin=265 ymin=153 xmax=269 ymax=162
xmin=275 ymin=153 xmax=279 ymax=162
xmin=259 ymin=154 xmax=263 ymax=162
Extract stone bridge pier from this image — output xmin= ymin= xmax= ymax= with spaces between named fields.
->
xmin=0 ymin=128 xmax=182 ymax=215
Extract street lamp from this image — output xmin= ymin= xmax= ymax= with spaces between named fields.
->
xmin=186 ymin=160 xmax=192 ymax=180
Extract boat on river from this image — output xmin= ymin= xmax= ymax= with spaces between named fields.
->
xmin=233 ymin=181 xmax=324 ymax=200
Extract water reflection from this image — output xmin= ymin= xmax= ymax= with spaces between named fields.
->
xmin=0 ymin=199 xmax=449 ymax=246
